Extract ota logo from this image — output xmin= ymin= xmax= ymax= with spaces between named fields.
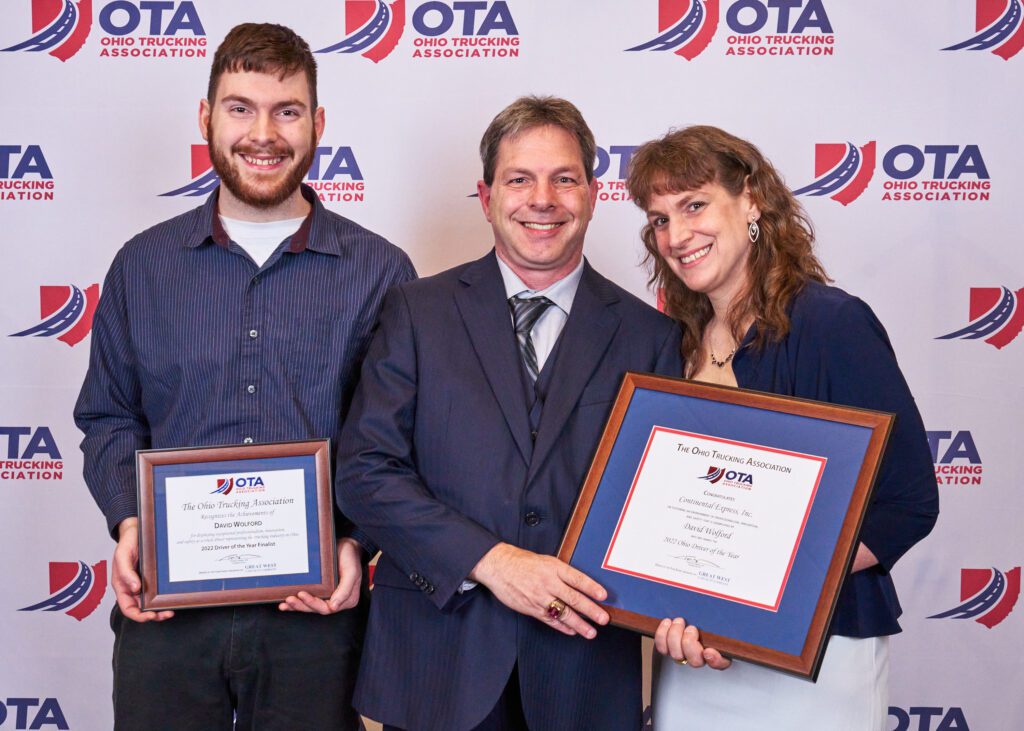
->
xmin=626 ymin=0 xmax=834 ymax=59
xmin=9 ymin=284 xmax=99 ymax=347
xmin=927 ymin=430 xmax=983 ymax=486
xmin=0 ymin=144 xmax=56 ymax=201
xmin=0 ymin=426 xmax=63 ymax=481
xmin=1 ymin=0 xmax=92 ymax=62
xmin=889 ymin=707 xmax=971 ymax=731
xmin=212 ymin=475 xmax=266 ymax=495
xmin=594 ymin=145 xmax=639 ymax=203
xmin=317 ymin=0 xmax=405 ymax=63
xmin=943 ymin=0 xmax=1024 ymax=60
xmin=697 ymin=466 xmax=753 ymax=488
xmin=929 ymin=566 xmax=1020 ymax=629
xmin=307 ymin=146 xmax=366 ymax=203
xmin=936 ymin=286 xmax=1024 ymax=349
xmin=18 ymin=560 xmax=107 ymax=621
xmin=97 ymin=0 xmax=207 ymax=59
xmin=319 ymin=0 xmax=519 ymax=61
xmin=626 ymin=0 xmax=719 ymax=60
xmin=0 ymin=698 xmax=68 ymax=730
xmin=791 ymin=141 xmax=875 ymax=206
xmin=793 ymin=142 xmax=991 ymax=204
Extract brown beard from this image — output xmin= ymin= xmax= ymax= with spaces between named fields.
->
xmin=208 ymin=119 xmax=316 ymax=209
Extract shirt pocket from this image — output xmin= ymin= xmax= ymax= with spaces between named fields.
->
xmin=285 ymin=315 xmax=372 ymax=405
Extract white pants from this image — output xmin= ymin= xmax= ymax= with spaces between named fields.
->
xmin=652 ymin=636 xmax=889 ymax=731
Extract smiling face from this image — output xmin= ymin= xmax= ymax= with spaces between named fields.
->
xmin=646 ymin=182 xmax=760 ymax=310
xmin=477 ymin=125 xmax=598 ymax=290
xmin=200 ymin=69 xmax=324 ymax=220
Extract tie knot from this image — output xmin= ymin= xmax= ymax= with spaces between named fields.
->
xmin=509 ymin=296 xmax=554 ymax=336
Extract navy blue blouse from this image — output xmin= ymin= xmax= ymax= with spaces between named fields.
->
xmin=732 ymin=281 xmax=939 ymax=637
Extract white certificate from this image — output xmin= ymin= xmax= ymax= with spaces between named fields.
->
xmin=163 ymin=468 xmax=309 ymax=582
xmin=603 ymin=427 xmax=827 ymax=610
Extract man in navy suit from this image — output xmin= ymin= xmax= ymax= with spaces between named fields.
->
xmin=337 ymin=96 xmax=682 ymax=731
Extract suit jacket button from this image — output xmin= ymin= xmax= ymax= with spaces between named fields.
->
xmin=525 ymin=511 xmax=541 ymax=527
xmin=530 ymin=430 xmax=538 ymax=442
xmin=410 ymin=572 xmax=420 ymax=582
xmin=425 ymin=584 xmax=435 ymax=594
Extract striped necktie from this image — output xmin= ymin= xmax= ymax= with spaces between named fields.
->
xmin=509 ymin=295 xmax=554 ymax=382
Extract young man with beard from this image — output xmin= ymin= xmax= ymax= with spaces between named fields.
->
xmin=74 ymin=23 xmax=414 ymax=730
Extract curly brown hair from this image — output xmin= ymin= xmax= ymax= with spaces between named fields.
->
xmin=626 ymin=125 xmax=829 ymax=373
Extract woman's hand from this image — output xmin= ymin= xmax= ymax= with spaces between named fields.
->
xmin=654 ymin=617 xmax=732 ymax=670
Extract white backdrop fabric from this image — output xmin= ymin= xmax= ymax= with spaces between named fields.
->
xmin=1 ymin=1 xmax=1020 ymax=729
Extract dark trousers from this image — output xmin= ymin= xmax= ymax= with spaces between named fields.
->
xmin=384 ymin=666 xmax=529 ymax=731
xmin=111 ymin=595 xmax=368 ymax=731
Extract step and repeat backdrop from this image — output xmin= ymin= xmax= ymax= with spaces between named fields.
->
xmin=1 ymin=1 xmax=1021 ymax=729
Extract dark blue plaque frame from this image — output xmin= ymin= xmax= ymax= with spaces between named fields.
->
xmin=558 ymin=374 xmax=893 ymax=679
xmin=137 ymin=440 xmax=337 ymax=610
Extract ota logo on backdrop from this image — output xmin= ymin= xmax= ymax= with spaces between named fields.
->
xmin=625 ymin=0 xmax=834 ymax=60
xmin=792 ymin=142 xmax=991 ymax=204
xmin=929 ymin=566 xmax=1020 ymax=629
xmin=0 ymin=145 xmax=56 ymax=202
xmin=0 ymin=426 xmax=63 ymax=481
xmin=159 ymin=145 xmax=367 ymax=203
xmin=97 ymin=0 xmax=206 ymax=59
xmin=889 ymin=706 xmax=971 ymax=731
xmin=936 ymin=286 xmax=1024 ymax=349
xmin=594 ymin=145 xmax=638 ymax=203
xmin=0 ymin=0 xmax=205 ymax=60
xmin=317 ymin=0 xmax=520 ymax=62
xmin=943 ymin=0 xmax=1024 ymax=60
xmin=1 ymin=0 xmax=92 ymax=62
xmin=18 ymin=560 xmax=108 ymax=622
xmin=0 ymin=698 xmax=69 ymax=730
xmin=8 ymin=284 xmax=99 ymax=347
xmin=927 ymin=430 xmax=983 ymax=487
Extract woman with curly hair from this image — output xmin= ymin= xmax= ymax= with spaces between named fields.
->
xmin=625 ymin=126 xmax=938 ymax=729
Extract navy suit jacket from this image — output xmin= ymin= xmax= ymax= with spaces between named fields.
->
xmin=733 ymin=281 xmax=939 ymax=638
xmin=337 ymin=251 xmax=682 ymax=731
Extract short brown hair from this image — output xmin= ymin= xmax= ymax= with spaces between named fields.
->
xmin=626 ymin=125 xmax=829 ymax=372
xmin=208 ymin=23 xmax=318 ymax=109
xmin=479 ymin=96 xmax=596 ymax=185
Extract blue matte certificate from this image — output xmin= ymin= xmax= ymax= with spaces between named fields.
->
xmin=559 ymin=374 xmax=892 ymax=679
xmin=137 ymin=440 xmax=337 ymax=610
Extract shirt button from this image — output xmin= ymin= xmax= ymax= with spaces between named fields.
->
xmin=242 ymin=437 xmax=254 ymax=444
xmin=525 ymin=511 xmax=541 ymax=527
xmin=248 ymin=329 xmax=258 ymax=339
xmin=246 ymin=384 xmax=256 ymax=394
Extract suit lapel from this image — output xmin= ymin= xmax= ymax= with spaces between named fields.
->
xmin=454 ymin=251 xmax=534 ymax=464
xmin=528 ymin=262 xmax=620 ymax=482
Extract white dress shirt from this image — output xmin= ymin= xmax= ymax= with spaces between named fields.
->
xmin=496 ymin=255 xmax=584 ymax=372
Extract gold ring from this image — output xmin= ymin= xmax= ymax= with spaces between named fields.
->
xmin=547 ymin=599 xmax=568 ymax=621
xmin=675 ymin=658 xmax=688 ymax=666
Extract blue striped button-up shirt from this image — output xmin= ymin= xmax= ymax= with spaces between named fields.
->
xmin=74 ymin=184 xmax=416 ymax=536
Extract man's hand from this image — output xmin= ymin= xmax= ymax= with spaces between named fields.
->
xmin=112 ymin=517 xmax=174 ymax=622
xmin=279 ymin=537 xmax=363 ymax=614
xmin=469 ymin=542 xmax=609 ymax=639
xmin=653 ymin=617 xmax=731 ymax=670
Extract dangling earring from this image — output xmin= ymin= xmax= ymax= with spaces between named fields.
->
xmin=748 ymin=219 xmax=760 ymax=244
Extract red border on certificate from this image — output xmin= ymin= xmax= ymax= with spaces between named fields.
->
xmin=600 ymin=426 xmax=827 ymax=612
